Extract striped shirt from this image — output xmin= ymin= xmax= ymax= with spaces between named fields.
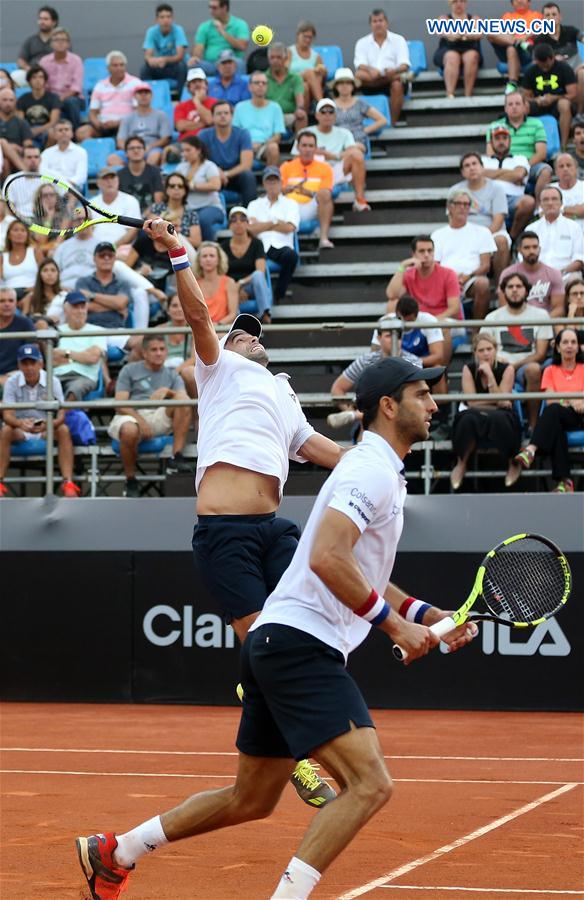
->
xmin=342 ymin=350 xmax=384 ymax=385
xmin=487 ymin=115 xmax=547 ymax=159
xmin=90 ymin=73 xmax=142 ymax=123
xmin=3 ymin=369 xmax=64 ymax=420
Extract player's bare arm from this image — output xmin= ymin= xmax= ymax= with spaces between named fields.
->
xmin=309 ymin=507 xmax=436 ymax=663
xmin=384 ymin=582 xmax=478 ymax=654
xmin=298 ymin=433 xmax=345 ymax=469
xmin=143 ymin=218 xmax=219 ymax=366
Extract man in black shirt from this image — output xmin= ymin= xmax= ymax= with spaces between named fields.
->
xmin=522 ymin=43 xmax=578 ymax=149
xmin=535 ymin=3 xmax=583 ymax=65
xmin=16 ymin=6 xmax=59 ymax=78
xmin=117 ymin=136 xmax=164 ymax=213
xmin=0 ymin=87 xmax=33 ymax=172
xmin=0 ymin=289 xmax=36 ymax=387
xmin=16 ymin=65 xmax=61 ymax=147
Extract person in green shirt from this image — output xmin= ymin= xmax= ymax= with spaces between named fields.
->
xmin=485 ymin=90 xmax=552 ymax=200
xmin=266 ymin=42 xmax=308 ymax=134
xmin=189 ymin=0 xmax=249 ymax=75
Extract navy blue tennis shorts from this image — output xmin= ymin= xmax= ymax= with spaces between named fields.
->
xmin=192 ymin=513 xmax=301 ymax=624
xmin=236 ymin=624 xmax=374 ymax=761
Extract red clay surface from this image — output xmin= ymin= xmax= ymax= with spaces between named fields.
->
xmin=1 ymin=704 xmax=583 ymax=899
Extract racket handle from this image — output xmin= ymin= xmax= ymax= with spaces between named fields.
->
xmin=117 ymin=215 xmax=175 ymax=234
xmin=392 ymin=615 xmax=457 ymax=663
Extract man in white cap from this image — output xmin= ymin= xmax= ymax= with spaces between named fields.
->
xmin=173 ymin=67 xmax=216 ymax=140
xmin=298 ymin=98 xmax=371 ymax=212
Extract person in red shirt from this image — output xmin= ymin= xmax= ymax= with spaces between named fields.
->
xmin=514 ymin=327 xmax=584 ymax=492
xmin=174 ymin=67 xmax=216 ymax=139
xmin=385 ymin=234 xmax=461 ymax=362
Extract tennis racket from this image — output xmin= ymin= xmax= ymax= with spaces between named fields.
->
xmin=392 ymin=533 xmax=571 ymax=662
xmin=2 ymin=172 xmax=174 ymax=239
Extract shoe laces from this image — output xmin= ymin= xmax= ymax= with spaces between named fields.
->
xmin=293 ymin=760 xmax=322 ymax=790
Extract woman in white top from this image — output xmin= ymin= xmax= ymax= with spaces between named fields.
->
xmin=0 ymin=220 xmax=43 ymax=299
xmin=175 ymin=136 xmax=225 ymax=242
xmin=21 ymin=258 xmax=68 ymax=322
xmin=286 ymin=20 xmax=326 ymax=113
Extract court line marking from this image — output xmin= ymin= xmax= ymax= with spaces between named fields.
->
xmin=337 ymin=783 xmax=579 ymax=900
xmin=1 ymin=770 xmax=583 ymax=787
xmin=377 ymin=888 xmax=584 ymax=895
xmin=1 ymin=748 xmax=582 ymax=763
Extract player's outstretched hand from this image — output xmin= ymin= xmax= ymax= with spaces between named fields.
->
xmin=433 ymin=610 xmax=479 ymax=653
xmin=143 ymin=218 xmax=182 ymax=250
xmin=387 ymin=617 xmax=439 ymax=666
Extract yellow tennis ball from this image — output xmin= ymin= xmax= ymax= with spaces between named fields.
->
xmin=252 ymin=24 xmax=273 ymax=46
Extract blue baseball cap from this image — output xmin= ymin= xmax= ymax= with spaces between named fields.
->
xmin=64 ymin=291 xmax=87 ymax=305
xmin=17 ymin=343 xmax=43 ymax=362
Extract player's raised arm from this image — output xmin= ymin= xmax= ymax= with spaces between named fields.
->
xmin=143 ymin=218 xmax=219 ymax=365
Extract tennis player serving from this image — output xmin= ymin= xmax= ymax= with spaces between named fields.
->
xmin=76 ymin=340 xmax=477 ymax=900
xmin=154 ymin=217 xmax=341 ymax=806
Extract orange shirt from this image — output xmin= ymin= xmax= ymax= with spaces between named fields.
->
xmin=204 ymin=274 xmax=230 ymax=323
xmin=280 ymin=158 xmax=333 ymax=204
xmin=542 ymin=362 xmax=584 ymax=394
xmin=502 ymin=9 xmax=543 ymax=24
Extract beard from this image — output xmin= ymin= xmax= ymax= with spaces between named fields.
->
xmin=523 ymin=253 xmax=538 ymax=265
xmin=506 ymin=296 xmax=526 ymax=308
xmin=395 ymin=405 xmax=430 ymax=445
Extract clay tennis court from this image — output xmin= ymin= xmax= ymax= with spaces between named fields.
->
xmin=1 ymin=703 xmax=582 ymax=899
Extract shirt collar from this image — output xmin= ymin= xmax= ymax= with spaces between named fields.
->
xmin=361 ymin=430 xmax=405 ymax=477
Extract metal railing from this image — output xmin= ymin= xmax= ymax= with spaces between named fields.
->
xmin=1 ymin=316 xmax=583 ymax=496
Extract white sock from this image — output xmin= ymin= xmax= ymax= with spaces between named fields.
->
xmin=271 ymin=856 xmax=321 ymax=899
xmin=114 ymin=815 xmax=168 ymax=868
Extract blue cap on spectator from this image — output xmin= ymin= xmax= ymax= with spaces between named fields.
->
xmin=64 ymin=291 xmax=87 ymax=305
xmin=262 ymin=166 xmax=281 ymax=181
xmin=17 ymin=344 xmax=43 ymax=362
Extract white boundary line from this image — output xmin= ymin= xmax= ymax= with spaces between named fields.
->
xmin=377 ymin=888 xmax=584 ymax=895
xmin=337 ymin=784 xmax=579 ymax=900
xmin=1 ymin=748 xmax=582 ymax=763
xmin=1 ymin=769 xmax=582 ymax=787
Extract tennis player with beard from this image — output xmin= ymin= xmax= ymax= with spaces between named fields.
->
xmin=76 ymin=349 xmax=477 ymax=900
xmin=150 ymin=216 xmax=340 ymax=806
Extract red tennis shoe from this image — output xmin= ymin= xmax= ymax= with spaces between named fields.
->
xmin=76 ymin=832 xmax=133 ymax=899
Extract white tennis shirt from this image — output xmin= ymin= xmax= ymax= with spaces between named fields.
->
xmin=251 ymin=430 xmax=407 ymax=661
xmin=194 ymin=348 xmax=315 ymax=495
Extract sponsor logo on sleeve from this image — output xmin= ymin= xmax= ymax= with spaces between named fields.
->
xmin=348 ymin=487 xmax=376 ymax=524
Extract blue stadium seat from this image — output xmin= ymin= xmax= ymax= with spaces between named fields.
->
xmin=85 ymin=365 xmax=105 ymax=401
xmin=407 ymin=41 xmax=427 ymax=76
xmin=81 ymin=137 xmax=116 ymax=179
xmin=111 ymin=434 xmax=173 ymax=455
xmin=579 ymin=41 xmax=584 ymax=61
xmin=15 ymin=86 xmax=30 ymax=99
xmin=146 ymin=80 xmax=173 ymax=126
xmin=567 ymin=430 xmax=584 ymax=447
xmin=0 ymin=62 xmax=18 ymax=73
xmin=363 ymin=94 xmax=390 ymax=133
xmin=314 ymin=45 xmax=343 ymax=79
xmin=298 ymin=218 xmax=319 ymax=235
xmin=539 ymin=115 xmax=560 ymax=160
xmin=11 ymin=437 xmax=47 ymax=456
xmin=83 ymin=57 xmax=109 ymax=100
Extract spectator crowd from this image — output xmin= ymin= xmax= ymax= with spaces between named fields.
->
xmin=1 ymin=0 xmax=583 ymax=497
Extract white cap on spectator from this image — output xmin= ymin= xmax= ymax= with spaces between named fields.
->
xmin=187 ymin=67 xmax=207 ymax=82
xmin=316 ymin=98 xmax=336 ymax=113
xmin=332 ymin=67 xmax=357 ymax=85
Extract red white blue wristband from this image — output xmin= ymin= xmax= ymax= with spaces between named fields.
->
xmin=168 ymin=246 xmax=190 ymax=271
xmin=355 ymin=588 xmax=390 ymax=626
xmin=399 ymin=596 xmax=431 ymax=624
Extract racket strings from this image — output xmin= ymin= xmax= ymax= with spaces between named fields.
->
xmin=4 ymin=175 xmax=88 ymax=233
xmin=482 ymin=540 xmax=568 ymax=624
